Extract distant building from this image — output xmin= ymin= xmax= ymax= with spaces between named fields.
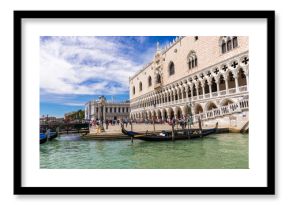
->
xmin=85 ymin=96 xmax=130 ymax=121
xmin=64 ymin=110 xmax=85 ymax=122
xmin=40 ymin=116 xmax=64 ymax=125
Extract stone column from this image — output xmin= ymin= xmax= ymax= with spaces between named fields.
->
xmin=225 ymin=74 xmax=229 ymax=94
xmin=233 ymin=70 xmax=239 ymax=93
xmin=195 ymin=82 xmax=199 ymax=96
xmin=215 ymin=76 xmax=220 ymax=96
xmin=208 ymin=79 xmax=212 ymax=97
xmin=180 ymin=85 xmax=184 ymax=99
xmin=181 ymin=106 xmax=186 ymax=119
xmin=201 ymin=81 xmax=205 ymax=99
xmin=161 ymin=110 xmax=165 ymax=121
xmin=191 ymin=83 xmax=194 ymax=98
xmin=165 ymin=108 xmax=171 ymax=120
xmin=173 ymin=90 xmax=176 ymax=101
xmin=174 ymin=111 xmax=178 ymax=120
xmin=245 ymin=67 xmax=249 ymax=88
xmin=185 ymin=86 xmax=189 ymax=100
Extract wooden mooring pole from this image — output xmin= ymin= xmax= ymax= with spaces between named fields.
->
xmin=198 ymin=117 xmax=203 ymax=138
xmin=171 ymin=121 xmax=175 ymax=141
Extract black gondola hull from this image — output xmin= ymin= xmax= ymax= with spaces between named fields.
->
xmin=121 ymin=125 xmax=217 ymax=141
xmin=40 ymin=137 xmax=47 ymax=144
xmin=48 ymin=132 xmax=58 ymax=140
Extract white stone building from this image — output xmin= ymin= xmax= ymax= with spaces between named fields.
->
xmin=85 ymin=96 xmax=130 ymax=121
xmin=129 ymin=36 xmax=249 ymax=125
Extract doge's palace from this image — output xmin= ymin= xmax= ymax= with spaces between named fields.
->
xmin=129 ymin=36 xmax=249 ymax=126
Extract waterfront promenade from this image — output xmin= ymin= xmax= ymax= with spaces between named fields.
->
xmin=83 ymin=116 xmax=248 ymax=139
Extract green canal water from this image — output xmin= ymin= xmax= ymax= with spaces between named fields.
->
xmin=40 ymin=133 xmax=248 ymax=169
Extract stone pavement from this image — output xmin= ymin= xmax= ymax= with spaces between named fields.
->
xmin=89 ymin=116 xmax=246 ymax=135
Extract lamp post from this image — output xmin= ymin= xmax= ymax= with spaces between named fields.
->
xmin=130 ymin=116 xmax=133 ymax=131
xmin=188 ymin=102 xmax=192 ymax=129
xmin=143 ymin=107 xmax=146 ymax=124
xmin=99 ymin=96 xmax=106 ymax=132
xmin=187 ymin=102 xmax=192 ymax=139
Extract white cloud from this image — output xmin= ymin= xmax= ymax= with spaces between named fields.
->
xmin=40 ymin=36 xmax=143 ymax=95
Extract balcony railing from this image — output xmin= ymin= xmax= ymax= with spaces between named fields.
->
xmin=192 ymin=98 xmax=248 ymax=123
xmin=239 ymin=85 xmax=248 ymax=92
xmin=228 ymin=88 xmax=236 ymax=94
xmin=212 ymin=92 xmax=218 ymax=97
xmin=220 ymin=90 xmax=227 ymax=96
xmin=131 ymin=85 xmax=248 ymax=113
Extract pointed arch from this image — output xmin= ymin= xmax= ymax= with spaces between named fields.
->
xmin=168 ymin=61 xmax=175 ymax=76
xmin=238 ymin=67 xmax=247 ymax=86
xmin=227 ymin=71 xmax=235 ymax=89
xmin=187 ymin=50 xmax=198 ymax=69
xmin=139 ymin=82 xmax=142 ymax=91
xmin=194 ymin=103 xmax=203 ymax=114
xmin=148 ymin=76 xmax=152 ymax=87
xmin=220 ymin=98 xmax=234 ymax=106
xmin=205 ymin=101 xmax=218 ymax=111
xmin=211 ymin=77 xmax=217 ymax=93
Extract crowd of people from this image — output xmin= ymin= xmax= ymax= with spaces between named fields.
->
xmin=90 ymin=116 xmax=195 ymax=130
xmin=90 ymin=118 xmax=131 ymax=129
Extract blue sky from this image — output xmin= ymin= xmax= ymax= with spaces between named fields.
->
xmin=40 ymin=36 xmax=177 ymax=117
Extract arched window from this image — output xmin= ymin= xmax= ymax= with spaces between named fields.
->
xmin=169 ymin=62 xmax=175 ymax=76
xmin=221 ymin=40 xmax=227 ymax=53
xmin=139 ymin=82 xmax=142 ymax=91
xmin=132 ymin=86 xmax=135 ymax=95
xmin=220 ymin=36 xmax=238 ymax=54
xmin=156 ymin=73 xmax=161 ymax=83
xmin=148 ymin=76 xmax=152 ymax=87
xmin=187 ymin=51 xmax=198 ymax=69
xmin=233 ymin=36 xmax=238 ymax=48
xmin=227 ymin=38 xmax=232 ymax=51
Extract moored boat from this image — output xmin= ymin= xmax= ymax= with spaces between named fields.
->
xmin=121 ymin=123 xmax=218 ymax=141
xmin=40 ymin=128 xmax=59 ymax=144
xmin=48 ymin=131 xmax=58 ymax=140
xmin=40 ymin=133 xmax=47 ymax=144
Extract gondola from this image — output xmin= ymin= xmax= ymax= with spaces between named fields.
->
xmin=40 ymin=133 xmax=47 ymax=144
xmin=121 ymin=123 xmax=218 ymax=141
xmin=46 ymin=129 xmax=58 ymax=141
xmin=40 ymin=129 xmax=58 ymax=144
xmin=48 ymin=131 xmax=58 ymax=140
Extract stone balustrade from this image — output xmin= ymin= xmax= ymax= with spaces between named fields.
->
xmin=192 ymin=98 xmax=249 ymax=123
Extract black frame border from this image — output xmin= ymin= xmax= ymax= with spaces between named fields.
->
xmin=14 ymin=10 xmax=275 ymax=195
